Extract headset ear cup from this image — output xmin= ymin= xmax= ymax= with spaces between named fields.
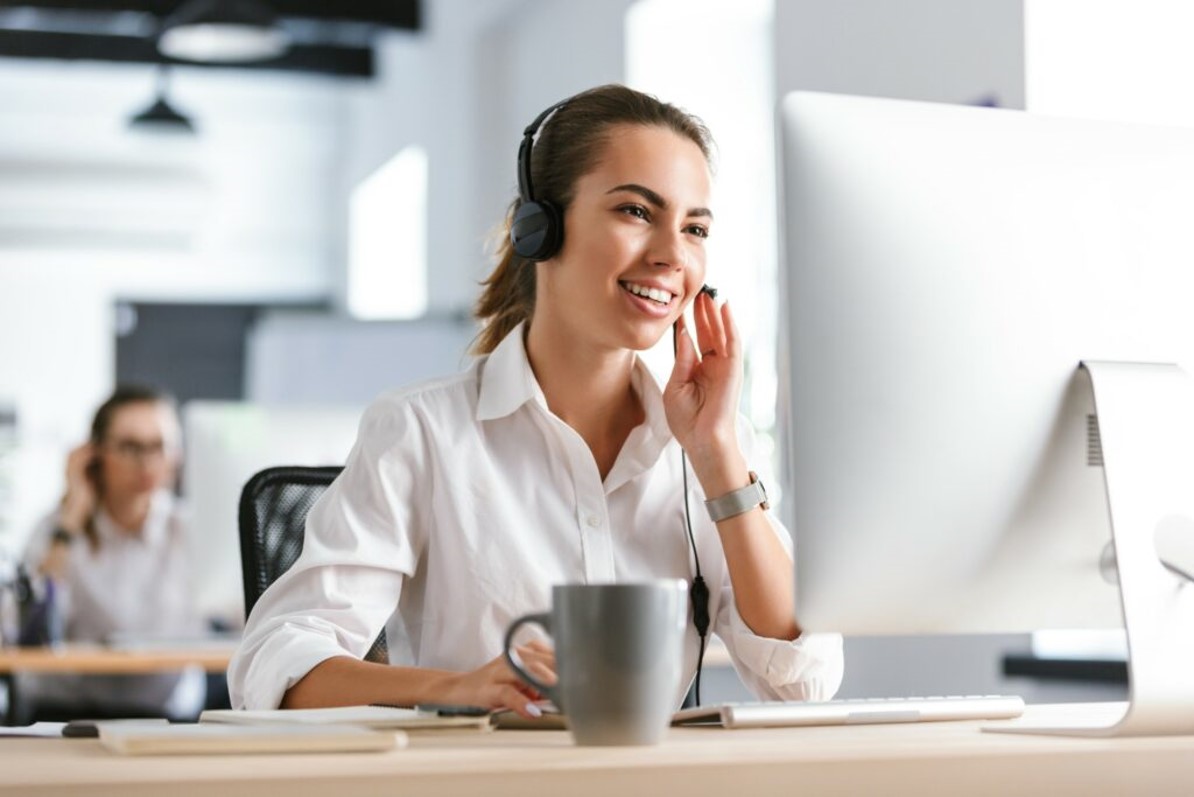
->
xmin=511 ymin=199 xmax=563 ymax=261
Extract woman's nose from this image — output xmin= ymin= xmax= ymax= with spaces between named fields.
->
xmin=647 ymin=228 xmax=688 ymax=271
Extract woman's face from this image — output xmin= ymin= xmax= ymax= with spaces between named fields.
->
xmin=536 ymin=123 xmax=712 ymax=353
xmin=96 ymin=401 xmax=180 ymax=499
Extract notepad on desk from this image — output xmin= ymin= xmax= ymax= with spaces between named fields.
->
xmin=98 ymin=723 xmax=404 ymax=755
xmin=200 ymin=705 xmax=492 ymax=732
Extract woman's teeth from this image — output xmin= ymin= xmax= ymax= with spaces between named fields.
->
xmin=623 ymin=282 xmax=672 ymax=306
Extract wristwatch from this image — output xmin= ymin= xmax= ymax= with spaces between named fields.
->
xmin=704 ymin=471 xmax=769 ymax=523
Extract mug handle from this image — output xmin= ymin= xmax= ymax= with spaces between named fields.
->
xmin=503 ymin=612 xmax=557 ymax=701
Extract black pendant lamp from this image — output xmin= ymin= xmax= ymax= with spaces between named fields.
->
xmin=128 ymin=66 xmax=195 ymax=134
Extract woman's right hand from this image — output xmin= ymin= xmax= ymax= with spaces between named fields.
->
xmin=438 ymin=641 xmax=556 ymax=718
xmin=59 ymin=442 xmax=98 ymax=533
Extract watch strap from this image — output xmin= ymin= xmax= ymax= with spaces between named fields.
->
xmin=704 ymin=471 xmax=769 ymax=523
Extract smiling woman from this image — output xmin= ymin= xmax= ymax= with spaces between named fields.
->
xmin=227 ymin=84 xmax=843 ymax=717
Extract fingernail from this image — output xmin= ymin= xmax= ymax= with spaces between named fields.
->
xmin=526 ymin=703 xmax=543 ymax=718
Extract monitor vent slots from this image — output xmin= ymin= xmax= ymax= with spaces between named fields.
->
xmin=1087 ymin=414 xmax=1104 ymax=467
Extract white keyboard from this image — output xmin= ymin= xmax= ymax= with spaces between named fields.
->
xmin=672 ymin=695 xmax=1025 ymax=728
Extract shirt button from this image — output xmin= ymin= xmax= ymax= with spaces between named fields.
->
xmin=585 ymin=515 xmax=601 ymax=528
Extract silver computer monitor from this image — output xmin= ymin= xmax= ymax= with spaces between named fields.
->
xmin=777 ymin=92 xmax=1194 ymax=735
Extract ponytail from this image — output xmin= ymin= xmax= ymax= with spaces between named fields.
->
xmin=471 ymin=202 xmax=536 ymax=355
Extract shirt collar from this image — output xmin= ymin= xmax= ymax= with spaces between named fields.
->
xmin=474 ymin=320 xmax=674 ymax=443
xmin=476 ymin=321 xmax=548 ymax=422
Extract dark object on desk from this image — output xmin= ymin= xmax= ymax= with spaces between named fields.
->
xmin=14 ymin=564 xmax=62 ymax=647
xmin=63 ymin=718 xmax=169 ymax=738
xmin=238 ymin=466 xmax=389 ymax=665
xmin=1002 ymin=653 xmax=1129 ymax=684
xmin=10 ymin=691 xmax=194 ymax=727
xmin=415 ymin=704 xmax=491 ymax=717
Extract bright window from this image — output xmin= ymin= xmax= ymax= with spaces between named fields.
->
xmin=347 ymin=145 xmax=428 ymax=320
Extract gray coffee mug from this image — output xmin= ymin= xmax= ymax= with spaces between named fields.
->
xmin=503 ymin=580 xmax=688 ymax=746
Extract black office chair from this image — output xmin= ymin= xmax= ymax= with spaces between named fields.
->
xmin=238 ymin=465 xmax=389 ymax=664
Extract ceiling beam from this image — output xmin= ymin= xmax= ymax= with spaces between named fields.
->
xmin=3 ymin=1 xmax=420 ymax=29
xmin=0 ymin=29 xmax=374 ymax=76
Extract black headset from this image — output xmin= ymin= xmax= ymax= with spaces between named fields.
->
xmin=510 ymin=100 xmax=570 ymax=261
xmin=513 ymin=97 xmax=715 ymax=705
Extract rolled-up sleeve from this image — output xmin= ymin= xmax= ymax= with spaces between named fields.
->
xmin=718 ymin=600 xmax=844 ymax=702
xmin=227 ymin=397 xmax=430 ymax=709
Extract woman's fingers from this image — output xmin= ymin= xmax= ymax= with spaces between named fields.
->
xmin=513 ymin=644 xmax=558 ymax=686
xmin=722 ymin=300 xmax=741 ymax=360
xmin=694 ymin=290 xmax=716 ymax=358
xmin=495 ymin=684 xmax=543 ymax=718
xmin=666 ymin=314 xmax=698 ymax=387
xmin=524 ymin=658 xmax=558 ymax=686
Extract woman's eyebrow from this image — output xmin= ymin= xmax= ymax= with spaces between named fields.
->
xmin=606 ymin=183 xmax=713 ymax=220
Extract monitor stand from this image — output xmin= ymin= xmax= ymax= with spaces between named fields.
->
xmin=987 ymin=361 xmax=1194 ymax=737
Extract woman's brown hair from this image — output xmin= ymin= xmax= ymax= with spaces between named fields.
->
xmin=471 ymin=84 xmax=714 ymax=355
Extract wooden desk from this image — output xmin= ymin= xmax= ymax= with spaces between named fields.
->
xmin=0 ymin=645 xmax=233 ymax=675
xmin=2 ymin=703 xmax=1192 ymax=796
xmin=0 ymin=645 xmax=235 ymax=725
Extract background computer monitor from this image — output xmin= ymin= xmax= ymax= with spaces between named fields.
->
xmin=182 ymin=401 xmax=363 ymax=624
xmin=777 ymin=91 xmax=1194 ymax=637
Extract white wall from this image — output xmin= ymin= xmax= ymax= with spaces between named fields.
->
xmin=775 ymin=0 xmax=1025 ymax=108
xmin=0 ymin=61 xmax=344 ymax=294
xmin=0 ymin=265 xmax=111 ymax=551
xmin=1026 ymin=0 xmax=1194 ymax=126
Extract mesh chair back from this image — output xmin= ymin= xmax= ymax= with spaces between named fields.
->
xmin=238 ymin=465 xmax=388 ymax=664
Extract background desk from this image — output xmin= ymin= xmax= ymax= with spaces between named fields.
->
xmin=0 ymin=645 xmax=235 ymax=725
xmin=2 ymin=703 xmax=1192 ymax=796
xmin=0 ymin=646 xmax=233 ymax=676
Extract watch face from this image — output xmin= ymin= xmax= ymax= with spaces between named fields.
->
xmin=750 ymin=471 xmax=770 ymax=510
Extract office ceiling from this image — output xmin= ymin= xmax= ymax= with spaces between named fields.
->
xmin=0 ymin=1 xmax=423 ymax=78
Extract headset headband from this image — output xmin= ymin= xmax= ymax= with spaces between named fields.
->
xmin=517 ymin=99 xmax=570 ymax=204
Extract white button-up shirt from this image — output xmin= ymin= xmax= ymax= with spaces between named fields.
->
xmin=21 ymin=490 xmax=205 ymax=716
xmin=229 ymin=324 xmax=843 ymax=710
